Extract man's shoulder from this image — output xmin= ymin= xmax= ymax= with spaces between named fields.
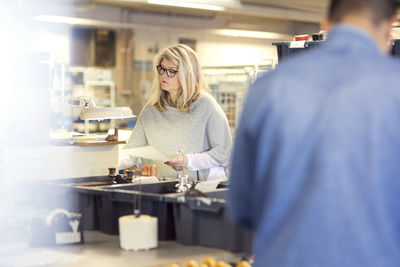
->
xmin=371 ymin=56 xmax=400 ymax=90
xmin=382 ymin=56 xmax=400 ymax=72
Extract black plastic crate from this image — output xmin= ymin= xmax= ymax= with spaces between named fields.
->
xmin=30 ymin=209 xmax=84 ymax=247
xmin=167 ymin=189 xmax=253 ymax=253
xmin=95 ymin=181 xmax=179 ymax=240
xmin=61 ymin=176 xmax=114 ymax=231
xmin=273 ymin=41 xmax=322 ymax=62
xmin=274 ymin=39 xmax=400 ymax=62
xmin=392 ymin=39 xmax=400 ymax=58
xmin=74 ymin=191 xmax=100 ymax=230
xmin=26 ymin=176 xmax=111 ymax=231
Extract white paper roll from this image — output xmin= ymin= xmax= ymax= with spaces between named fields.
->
xmin=118 ymin=215 xmax=158 ymax=251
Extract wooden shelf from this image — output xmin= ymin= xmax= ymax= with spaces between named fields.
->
xmin=73 ymin=140 xmax=126 ymax=146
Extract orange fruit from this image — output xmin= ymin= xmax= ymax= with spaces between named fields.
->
xmin=202 ymin=257 xmax=216 ymax=267
xmin=236 ymin=261 xmax=251 ymax=267
xmin=185 ymin=260 xmax=199 ymax=267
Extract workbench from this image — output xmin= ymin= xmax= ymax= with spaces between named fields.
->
xmin=0 ymin=231 xmax=237 ymax=267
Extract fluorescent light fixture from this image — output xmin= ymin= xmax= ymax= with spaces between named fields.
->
xmin=148 ymin=0 xmax=225 ymax=11
xmin=80 ymin=107 xmax=136 ymax=120
xmin=213 ymin=29 xmax=291 ymax=40
xmin=35 ymin=15 xmax=121 ymax=27
xmin=76 ymin=98 xmax=135 ymax=121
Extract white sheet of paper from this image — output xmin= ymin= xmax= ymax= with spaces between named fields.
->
xmin=122 ymin=146 xmax=169 ymax=162
xmin=194 ymin=179 xmax=225 ymax=192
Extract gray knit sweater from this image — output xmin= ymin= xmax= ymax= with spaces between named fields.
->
xmin=125 ymin=91 xmax=232 ymax=180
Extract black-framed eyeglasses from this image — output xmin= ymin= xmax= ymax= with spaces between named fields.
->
xmin=156 ymin=65 xmax=178 ymax=78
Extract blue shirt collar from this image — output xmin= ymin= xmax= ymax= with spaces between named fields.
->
xmin=326 ymin=24 xmax=380 ymax=54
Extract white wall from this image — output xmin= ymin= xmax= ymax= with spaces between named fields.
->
xmin=197 ymin=36 xmax=277 ymax=66
xmin=132 ymin=29 xmax=278 ymax=67
xmin=33 ymin=2 xmax=321 ymax=68
xmin=32 ymin=25 xmax=70 ymax=64
xmin=33 ymin=26 xmax=279 ymax=69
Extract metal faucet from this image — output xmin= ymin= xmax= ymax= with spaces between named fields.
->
xmin=174 ymin=150 xmax=193 ymax=193
xmin=108 ymin=167 xmax=117 ymax=184
xmin=174 ymin=150 xmax=184 ymax=179
xmin=125 ymin=170 xmax=134 ymax=182
xmin=175 ymin=174 xmax=192 ymax=193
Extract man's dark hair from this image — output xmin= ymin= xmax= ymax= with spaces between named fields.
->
xmin=328 ymin=0 xmax=398 ymax=25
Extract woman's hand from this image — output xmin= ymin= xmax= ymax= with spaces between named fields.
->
xmin=165 ymin=155 xmax=188 ymax=171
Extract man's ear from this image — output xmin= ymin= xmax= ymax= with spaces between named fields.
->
xmin=321 ymin=17 xmax=332 ymax=31
xmin=388 ymin=15 xmax=397 ymax=39
xmin=376 ymin=15 xmax=397 ymax=54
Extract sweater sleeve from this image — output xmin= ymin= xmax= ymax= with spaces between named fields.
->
xmin=202 ymin=101 xmax=233 ymax=168
xmin=124 ymin=109 xmax=148 ymax=149
xmin=120 ymin=108 xmax=147 ymax=168
xmin=186 ymin=153 xmax=227 ymax=180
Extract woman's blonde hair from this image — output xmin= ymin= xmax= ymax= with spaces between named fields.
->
xmin=148 ymin=44 xmax=211 ymax=113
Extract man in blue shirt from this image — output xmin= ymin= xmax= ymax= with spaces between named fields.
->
xmin=229 ymin=0 xmax=400 ymax=266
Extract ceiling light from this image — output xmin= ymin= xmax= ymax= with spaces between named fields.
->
xmin=147 ymin=0 xmax=226 ymax=11
xmin=213 ymin=29 xmax=291 ymax=40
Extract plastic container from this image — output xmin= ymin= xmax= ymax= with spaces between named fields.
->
xmin=166 ymin=189 xmax=253 ymax=253
xmin=294 ymin=35 xmax=309 ymax=41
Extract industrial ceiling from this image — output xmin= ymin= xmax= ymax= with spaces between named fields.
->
xmin=91 ymin=0 xmax=329 ymax=23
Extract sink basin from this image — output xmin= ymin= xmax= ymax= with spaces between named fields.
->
xmin=103 ymin=180 xmax=229 ymax=195
xmin=216 ymin=181 xmax=228 ymax=189
xmin=204 ymin=189 xmax=228 ymax=199
xmin=74 ymin=181 xmax=113 ymax=187
xmin=104 ymin=181 xmax=180 ymax=194
xmin=62 ymin=176 xmax=112 ymax=187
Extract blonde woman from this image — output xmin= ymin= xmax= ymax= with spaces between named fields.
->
xmin=121 ymin=44 xmax=232 ymax=181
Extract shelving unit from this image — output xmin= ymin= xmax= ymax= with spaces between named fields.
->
xmin=82 ymin=80 xmax=116 ymax=134
xmin=70 ymin=68 xmax=116 ymax=134
xmin=203 ymin=62 xmax=275 ymax=137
